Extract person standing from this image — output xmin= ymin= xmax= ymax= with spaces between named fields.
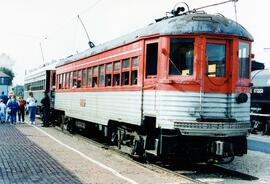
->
xmin=26 ymin=92 xmax=37 ymax=125
xmin=18 ymin=96 xmax=26 ymax=123
xmin=7 ymin=95 xmax=19 ymax=125
xmin=0 ymin=91 xmax=8 ymax=104
xmin=5 ymin=91 xmax=13 ymax=123
xmin=0 ymin=99 xmax=6 ymax=123
xmin=40 ymin=91 xmax=50 ymax=127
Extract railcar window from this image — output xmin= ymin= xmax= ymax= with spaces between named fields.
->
xmin=132 ymin=57 xmax=138 ymax=67
xmin=99 ymin=65 xmax=104 ymax=86
xmin=82 ymin=69 xmax=87 ymax=86
xmin=122 ymin=71 xmax=129 ymax=85
xmin=122 ymin=59 xmax=130 ymax=69
xmin=93 ymin=66 xmax=98 ymax=76
xmin=62 ymin=73 xmax=65 ymax=88
xmin=169 ymin=39 xmax=194 ymax=76
xmin=206 ymin=43 xmax=226 ymax=77
xmin=114 ymin=61 xmax=120 ymax=72
xmin=78 ymin=70 xmax=82 ymax=79
xmin=113 ymin=74 xmax=120 ymax=86
xmin=73 ymin=71 xmax=77 ymax=88
xmin=92 ymin=77 xmax=97 ymax=87
xmin=106 ymin=63 xmax=112 ymax=72
xmin=65 ymin=73 xmax=69 ymax=88
xmin=131 ymin=70 xmax=138 ymax=85
xmin=58 ymin=74 xmax=62 ymax=89
xmin=87 ymin=67 xmax=92 ymax=87
xmin=146 ymin=43 xmax=158 ymax=77
xmin=70 ymin=72 xmax=73 ymax=88
xmin=105 ymin=74 xmax=112 ymax=86
xmin=238 ymin=42 xmax=250 ymax=79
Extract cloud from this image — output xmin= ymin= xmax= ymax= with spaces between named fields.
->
xmin=0 ymin=53 xmax=15 ymax=69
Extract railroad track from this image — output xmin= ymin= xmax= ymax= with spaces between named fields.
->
xmin=53 ymin=126 xmax=258 ymax=184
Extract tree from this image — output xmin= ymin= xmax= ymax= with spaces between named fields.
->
xmin=0 ymin=67 xmax=14 ymax=84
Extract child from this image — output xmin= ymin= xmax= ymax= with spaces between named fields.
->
xmin=0 ymin=99 xmax=6 ymax=123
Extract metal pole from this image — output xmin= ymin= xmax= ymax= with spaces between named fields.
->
xmin=39 ymin=42 xmax=45 ymax=64
xmin=77 ymin=15 xmax=95 ymax=48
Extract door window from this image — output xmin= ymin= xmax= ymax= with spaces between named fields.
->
xmin=206 ymin=43 xmax=226 ymax=77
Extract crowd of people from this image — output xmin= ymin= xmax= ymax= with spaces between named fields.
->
xmin=0 ymin=91 xmax=50 ymax=127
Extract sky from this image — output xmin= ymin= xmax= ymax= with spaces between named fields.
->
xmin=0 ymin=0 xmax=269 ymax=85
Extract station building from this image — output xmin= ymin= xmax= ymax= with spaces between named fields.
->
xmin=0 ymin=71 xmax=11 ymax=95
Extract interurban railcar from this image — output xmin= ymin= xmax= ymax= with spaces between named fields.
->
xmin=250 ymin=69 xmax=270 ymax=135
xmin=24 ymin=63 xmax=56 ymax=114
xmin=54 ymin=10 xmax=253 ymax=162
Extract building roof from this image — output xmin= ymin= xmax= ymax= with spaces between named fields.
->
xmin=0 ymin=71 xmax=10 ymax=78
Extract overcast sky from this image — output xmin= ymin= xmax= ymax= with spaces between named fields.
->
xmin=0 ymin=0 xmax=269 ymax=85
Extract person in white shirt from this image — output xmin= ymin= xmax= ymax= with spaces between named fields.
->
xmin=26 ymin=92 xmax=37 ymax=125
xmin=0 ymin=99 xmax=6 ymax=123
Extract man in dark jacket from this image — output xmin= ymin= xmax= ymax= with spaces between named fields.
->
xmin=40 ymin=91 xmax=50 ymax=127
xmin=0 ymin=91 xmax=8 ymax=104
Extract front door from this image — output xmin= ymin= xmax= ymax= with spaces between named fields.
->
xmin=201 ymin=39 xmax=232 ymax=119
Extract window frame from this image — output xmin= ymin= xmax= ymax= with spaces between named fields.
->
xmin=206 ymin=41 xmax=227 ymax=78
xmin=238 ymin=41 xmax=251 ymax=79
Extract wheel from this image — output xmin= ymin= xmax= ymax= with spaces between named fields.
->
xmin=218 ymin=156 xmax=234 ymax=164
xmin=262 ymin=120 xmax=270 ymax=135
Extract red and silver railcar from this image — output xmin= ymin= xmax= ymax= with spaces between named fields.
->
xmin=54 ymin=11 xmax=253 ymax=162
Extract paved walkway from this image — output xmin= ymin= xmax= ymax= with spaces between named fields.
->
xmin=0 ymin=123 xmax=82 ymax=184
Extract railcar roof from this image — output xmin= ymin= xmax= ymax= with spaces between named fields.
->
xmin=25 ymin=62 xmax=56 ymax=81
xmin=57 ymin=13 xmax=253 ymax=68
xmin=252 ymin=69 xmax=270 ymax=87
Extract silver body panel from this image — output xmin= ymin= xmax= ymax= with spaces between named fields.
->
xmin=55 ymin=90 xmax=250 ymax=137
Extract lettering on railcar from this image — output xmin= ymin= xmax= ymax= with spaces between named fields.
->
xmin=80 ymin=99 xmax=86 ymax=107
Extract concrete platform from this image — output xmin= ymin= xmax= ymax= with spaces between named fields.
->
xmin=0 ymin=120 xmax=194 ymax=184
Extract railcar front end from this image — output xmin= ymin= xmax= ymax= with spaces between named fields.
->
xmin=54 ymin=12 xmax=252 ymax=163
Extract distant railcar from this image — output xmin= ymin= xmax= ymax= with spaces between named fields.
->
xmin=250 ymin=69 xmax=270 ymax=135
xmin=24 ymin=63 xmax=56 ymax=114
xmin=54 ymin=9 xmax=253 ymax=163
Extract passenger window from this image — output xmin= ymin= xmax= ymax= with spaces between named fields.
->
xmin=70 ymin=72 xmax=73 ymax=88
xmin=114 ymin=61 xmax=120 ymax=71
xmin=65 ymin=73 xmax=68 ymax=88
xmin=206 ymin=43 xmax=226 ymax=77
xmin=132 ymin=57 xmax=138 ymax=67
xmin=122 ymin=59 xmax=130 ymax=69
xmin=169 ymin=38 xmax=194 ymax=76
xmin=238 ymin=42 xmax=250 ymax=79
xmin=146 ymin=43 xmax=158 ymax=77
xmin=105 ymin=74 xmax=112 ymax=86
xmin=62 ymin=73 xmax=66 ymax=88
xmin=82 ymin=69 xmax=87 ymax=86
xmin=58 ymin=74 xmax=62 ymax=89
xmin=92 ymin=66 xmax=98 ymax=87
xmin=113 ymin=74 xmax=120 ymax=86
xmin=73 ymin=71 xmax=77 ymax=87
xmin=131 ymin=70 xmax=137 ymax=85
xmin=87 ymin=68 xmax=92 ymax=87
xmin=105 ymin=63 xmax=112 ymax=87
xmin=106 ymin=63 xmax=112 ymax=72
xmin=99 ymin=65 xmax=104 ymax=86
xmin=122 ymin=71 xmax=129 ymax=85
xmin=92 ymin=77 xmax=97 ymax=87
